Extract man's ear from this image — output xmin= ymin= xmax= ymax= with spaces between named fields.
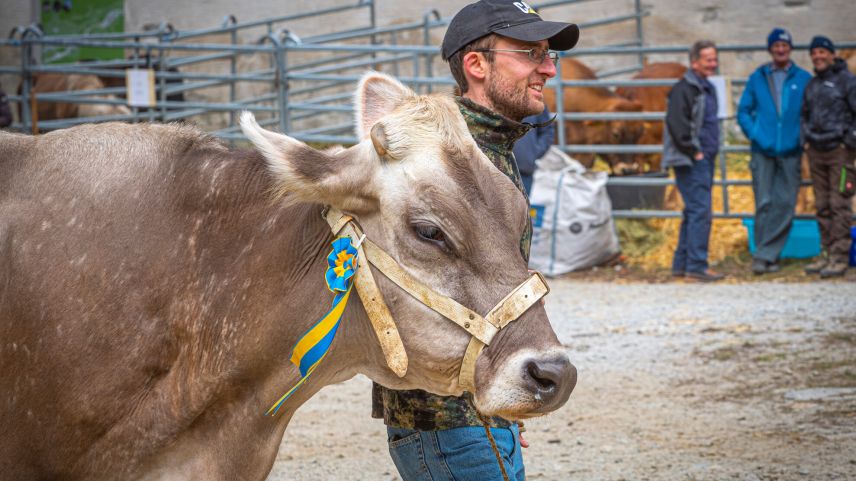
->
xmin=462 ymin=51 xmax=489 ymax=84
xmin=354 ymin=71 xmax=414 ymax=139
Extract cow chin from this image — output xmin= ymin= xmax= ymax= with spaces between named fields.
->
xmin=473 ymin=347 xmax=576 ymax=420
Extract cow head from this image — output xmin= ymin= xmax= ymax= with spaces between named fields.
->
xmin=602 ymin=98 xmax=645 ymax=175
xmin=240 ymin=72 xmax=575 ymax=419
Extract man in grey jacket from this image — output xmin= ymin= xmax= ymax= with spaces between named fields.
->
xmin=662 ymin=40 xmax=724 ymax=282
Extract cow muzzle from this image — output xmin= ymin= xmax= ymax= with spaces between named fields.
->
xmin=323 ymin=207 xmax=552 ymax=395
xmin=523 ymin=353 xmax=577 ymax=413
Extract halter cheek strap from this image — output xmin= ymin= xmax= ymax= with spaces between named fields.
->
xmin=323 ymin=207 xmax=549 ymax=393
xmin=326 ymin=209 xmax=409 ymax=377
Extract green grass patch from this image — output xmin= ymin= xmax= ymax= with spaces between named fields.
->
xmin=811 ymin=359 xmax=856 ymax=371
xmin=753 ymin=352 xmax=789 ymax=363
xmin=711 ymin=346 xmax=738 ymax=361
xmin=825 ymin=332 xmax=856 ymax=345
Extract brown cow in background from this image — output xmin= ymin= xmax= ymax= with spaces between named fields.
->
xmin=18 ymin=72 xmax=130 ymax=124
xmin=543 ymin=57 xmax=644 ymax=174
xmin=616 ymin=62 xmax=687 ymax=172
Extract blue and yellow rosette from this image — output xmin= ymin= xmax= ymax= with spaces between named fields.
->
xmin=267 ymin=236 xmax=359 ymax=416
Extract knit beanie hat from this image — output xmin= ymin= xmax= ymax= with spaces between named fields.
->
xmin=767 ymin=28 xmax=792 ymax=50
xmin=809 ymin=35 xmax=835 ymax=54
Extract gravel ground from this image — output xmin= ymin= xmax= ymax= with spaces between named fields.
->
xmin=267 ymin=278 xmax=856 ymax=481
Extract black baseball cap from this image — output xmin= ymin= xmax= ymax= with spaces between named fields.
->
xmin=441 ymin=0 xmax=580 ymax=60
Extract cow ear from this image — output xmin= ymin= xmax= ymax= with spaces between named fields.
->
xmin=240 ymin=111 xmax=379 ymax=212
xmin=354 ymin=71 xmax=414 ymax=139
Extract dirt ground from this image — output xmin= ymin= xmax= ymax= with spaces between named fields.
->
xmin=267 ymin=273 xmax=856 ymax=481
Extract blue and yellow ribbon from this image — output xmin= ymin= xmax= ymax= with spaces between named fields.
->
xmin=267 ymin=236 xmax=359 ymax=416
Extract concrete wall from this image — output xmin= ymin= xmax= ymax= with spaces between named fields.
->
xmin=4 ymin=0 xmax=854 ymax=76
xmin=0 ymin=1 xmax=38 ymax=97
xmin=127 ymin=0 xmax=854 ymax=77
xmin=1 ymin=0 xmax=854 ymax=124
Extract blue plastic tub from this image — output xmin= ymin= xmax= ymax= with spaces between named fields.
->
xmin=742 ymin=218 xmax=821 ymax=259
xmin=850 ymin=226 xmax=856 ymax=267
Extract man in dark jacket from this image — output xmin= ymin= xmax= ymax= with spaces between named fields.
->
xmin=737 ymin=28 xmax=812 ymax=275
xmin=513 ymin=105 xmax=555 ymax=196
xmin=801 ymin=35 xmax=856 ymax=278
xmin=662 ymin=40 xmax=724 ymax=282
xmin=0 ymin=88 xmax=12 ymax=128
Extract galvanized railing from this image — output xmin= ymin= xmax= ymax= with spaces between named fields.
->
xmin=2 ymin=0 xmax=851 ymax=221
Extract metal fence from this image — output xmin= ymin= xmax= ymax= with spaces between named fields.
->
xmin=2 ymin=0 xmax=853 ymax=220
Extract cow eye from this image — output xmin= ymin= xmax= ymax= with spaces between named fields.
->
xmin=413 ymin=223 xmax=448 ymax=248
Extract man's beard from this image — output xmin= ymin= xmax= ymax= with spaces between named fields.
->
xmin=485 ymin=66 xmax=542 ymax=121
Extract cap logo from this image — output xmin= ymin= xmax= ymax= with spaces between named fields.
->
xmin=513 ymin=1 xmax=537 ymax=14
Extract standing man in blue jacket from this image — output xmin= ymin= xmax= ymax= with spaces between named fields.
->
xmin=737 ymin=28 xmax=812 ymax=274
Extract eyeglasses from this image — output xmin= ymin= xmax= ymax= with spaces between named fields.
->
xmin=474 ymin=48 xmax=559 ymax=65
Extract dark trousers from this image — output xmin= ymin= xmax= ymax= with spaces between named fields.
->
xmin=750 ymin=151 xmax=802 ymax=262
xmin=520 ymin=174 xmax=533 ymax=197
xmin=672 ymin=154 xmax=715 ymax=273
xmin=807 ymin=145 xmax=855 ymax=262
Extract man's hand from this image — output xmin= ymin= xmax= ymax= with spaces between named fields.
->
xmin=694 ymin=152 xmax=704 ymax=161
xmin=518 ymin=421 xmax=529 ymax=448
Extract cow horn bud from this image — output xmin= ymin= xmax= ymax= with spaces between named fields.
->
xmin=370 ymin=122 xmax=389 ymax=159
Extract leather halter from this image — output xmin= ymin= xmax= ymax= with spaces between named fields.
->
xmin=323 ymin=207 xmax=549 ymax=393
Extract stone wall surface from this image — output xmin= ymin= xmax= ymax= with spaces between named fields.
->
xmin=1 ymin=0 xmax=854 ymax=123
xmin=120 ymin=0 xmax=855 ymax=76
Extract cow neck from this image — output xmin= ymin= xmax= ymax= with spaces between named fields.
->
xmin=456 ymin=96 xmax=532 ymax=262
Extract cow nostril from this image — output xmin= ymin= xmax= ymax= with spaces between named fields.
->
xmin=523 ymin=356 xmax=576 ymax=411
xmin=525 ymin=360 xmax=557 ymax=393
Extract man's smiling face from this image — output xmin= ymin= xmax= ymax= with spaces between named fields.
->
xmin=484 ymin=36 xmax=557 ymax=121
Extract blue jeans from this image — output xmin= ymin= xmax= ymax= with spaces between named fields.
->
xmin=672 ymin=153 xmax=715 ymax=273
xmin=750 ymin=151 xmax=801 ymax=263
xmin=387 ymin=424 xmax=525 ymax=481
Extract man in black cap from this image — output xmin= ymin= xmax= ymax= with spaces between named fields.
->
xmin=801 ymin=35 xmax=856 ymax=278
xmin=372 ymin=1 xmax=578 ymax=480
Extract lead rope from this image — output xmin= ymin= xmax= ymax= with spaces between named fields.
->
xmin=474 ymin=404 xmax=512 ymax=481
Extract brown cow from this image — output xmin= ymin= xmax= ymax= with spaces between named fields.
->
xmin=839 ymin=49 xmax=856 ymax=75
xmin=616 ymin=62 xmax=687 ymax=172
xmin=20 ymin=72 xmax=130 ymax=123
xmin=543 ymin=57 xmax=644 ymax=173
xmin=0 ymin=72 xmax=575 ymax=480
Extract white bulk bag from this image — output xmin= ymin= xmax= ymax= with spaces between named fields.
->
xmin=528 ymin=147 xmax=620 ymax=276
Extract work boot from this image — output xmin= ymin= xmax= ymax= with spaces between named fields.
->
xmin=819 ymin=261 xmax=848 ymax=278
xmin=686 ymin=269 xmax=725 ymax=282
xmin=766 ymin=261 xmax=781 ymax=273
xmin=751 ymin=258 xmax=768 ymax=275
xmin=804 ymin=254 xmax=828 ymax=274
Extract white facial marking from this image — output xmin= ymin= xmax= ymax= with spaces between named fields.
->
xmin=476 ymin=346 xmax=569 ymax=418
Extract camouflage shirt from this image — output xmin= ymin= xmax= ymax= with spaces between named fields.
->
xmin=371 ymin=96 xmax=532 ymax=431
